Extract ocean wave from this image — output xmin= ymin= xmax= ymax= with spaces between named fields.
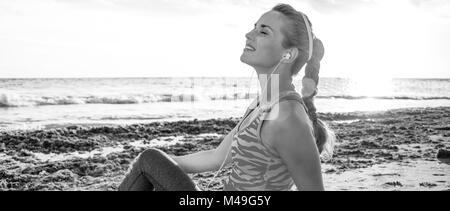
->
xmin=1 ymin=92 xmax=449 ymax=108
xmin=0 ymin=93 xmax=32 ymax=107
xmin=316 ymin=95 xmax=450 ymax=100
xmin=97 ymin=116 xmax=170 ymax=120
xmin=36 ymin=97 xmax=86 ymax=106
xmin=0 ymin=93 xmax=210 ymax=107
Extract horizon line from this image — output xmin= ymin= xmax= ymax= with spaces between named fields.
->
xmin=1 ymin=76 xmax=450 ymax=80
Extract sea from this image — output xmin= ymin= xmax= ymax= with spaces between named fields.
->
xmin=1 ymin=77 xmax=449 ymax=131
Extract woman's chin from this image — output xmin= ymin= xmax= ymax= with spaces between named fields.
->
xmin=240 ymin=53 xmax=253 ymax=65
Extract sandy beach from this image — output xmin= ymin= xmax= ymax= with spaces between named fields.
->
xmin=1 ymin=106 xmax=449 ymax=191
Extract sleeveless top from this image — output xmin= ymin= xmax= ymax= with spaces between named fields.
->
xmin=222 ymin=90 xmax=308 ymax=191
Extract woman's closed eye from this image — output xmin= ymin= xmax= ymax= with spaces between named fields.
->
xmin=253 ymin=25 xmax=268 ymax=35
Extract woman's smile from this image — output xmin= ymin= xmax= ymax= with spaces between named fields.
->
xmin=244 ymin=43 xmax=256 ymax=52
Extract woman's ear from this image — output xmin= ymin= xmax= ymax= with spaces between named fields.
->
xmin=281 ymin=48 xmax=299 ymax=64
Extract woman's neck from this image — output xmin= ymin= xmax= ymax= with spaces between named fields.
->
xmin=254 ymin=65 xmax=296 ymax=103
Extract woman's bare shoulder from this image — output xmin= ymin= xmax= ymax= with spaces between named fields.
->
xmin=261 ymin=100 xmax=313 ymax=147
xmin=266 ymin=100 xmax=310 ymax=127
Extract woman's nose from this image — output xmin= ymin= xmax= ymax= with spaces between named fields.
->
xmin=245 ymin=30 xmax=254 ymax=40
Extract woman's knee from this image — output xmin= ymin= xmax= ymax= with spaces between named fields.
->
xmin=136 ymin=148 xmax=170 ymax=166
xmin=140 ymin=148 xmax=165 ymax=159
xmin=123 ymin=148 xmax=166 ymax=178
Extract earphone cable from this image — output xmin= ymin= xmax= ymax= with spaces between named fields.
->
xmin=203 ymin=58 xmax=285 ymax=190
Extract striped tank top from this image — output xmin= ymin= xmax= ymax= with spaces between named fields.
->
xmin=222 ymin=90 xmax=307 ymax=191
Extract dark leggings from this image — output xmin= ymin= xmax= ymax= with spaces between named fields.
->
xmin=118 ymin=148 xmax=199 ymax=191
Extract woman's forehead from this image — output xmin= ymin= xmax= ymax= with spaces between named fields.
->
xmin=256 ymin=11 xmax=286 ymax=32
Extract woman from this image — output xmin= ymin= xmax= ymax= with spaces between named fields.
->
xmin=118 ymin=3 xmax=334 ymax=191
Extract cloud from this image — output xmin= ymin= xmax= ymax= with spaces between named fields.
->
xmin=303 ymin=0 xmax=377 ymax=13
xmin=410 ymin=0 xmax=450 ymax=17
xmin=290 ymin=0 xmax=449 ymax=17
xmin=1 ymin=0 xmax=449 ymax=78
xmin=3 ymin=0 xmax=449 ymax=17
xmin=36 ymin=0 xmax=271 ymax=16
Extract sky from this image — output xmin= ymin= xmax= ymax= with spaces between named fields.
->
xmin=0 ymin=0 xmax=449 ymax=78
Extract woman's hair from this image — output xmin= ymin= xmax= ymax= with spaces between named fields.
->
xmin=272 ymin=4 xmax=335 ymax=159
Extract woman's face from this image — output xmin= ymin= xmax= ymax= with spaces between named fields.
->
xmin=240 ymin=11 xmax=288 ymax=71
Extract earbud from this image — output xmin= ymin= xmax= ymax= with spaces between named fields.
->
xmin=283 ymin=52 xmax=292 ymax=60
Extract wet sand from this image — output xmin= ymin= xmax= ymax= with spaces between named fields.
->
xmin=1 ymin=107 xmax=449 ymax=191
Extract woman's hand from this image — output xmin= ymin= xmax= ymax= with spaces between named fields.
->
xmin=171 ymin=103 xmax=256 ymax=174
xmin=171 ymin=125 xmax=237 ymax=174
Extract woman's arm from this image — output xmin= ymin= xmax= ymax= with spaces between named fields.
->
xmin=262 ymin=101 xmax=324 ymax=191
xmin=171 ymin=124 xmax=237 ymax=174
xmin=171 ymin=101 xmax=256 ymax=174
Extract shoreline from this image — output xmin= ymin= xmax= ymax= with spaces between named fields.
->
xmin=1 ymin=106 xmax=449 ymax=191
xmin=2 ymin=98 xmax=450 ymax=133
